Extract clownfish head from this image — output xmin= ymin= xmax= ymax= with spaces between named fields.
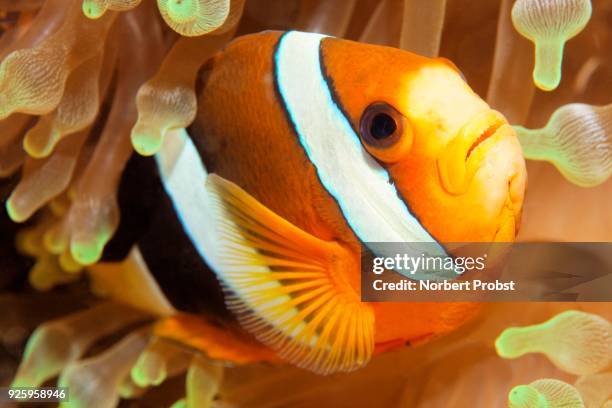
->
xmin=308 ymin=33 xmax=527 ymax=244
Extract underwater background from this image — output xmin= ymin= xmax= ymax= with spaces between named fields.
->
xmin=0 ymin=0 xmax=610 ymax=407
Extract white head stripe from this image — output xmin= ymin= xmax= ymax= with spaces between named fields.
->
xmin=275 ymin=31 xmax=444 ymax=255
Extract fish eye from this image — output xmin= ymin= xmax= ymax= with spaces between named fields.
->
xmin=360 ymin=103 xmax=402 ymax=147
xmin=359 ymin=103 xmax=413 ymax=162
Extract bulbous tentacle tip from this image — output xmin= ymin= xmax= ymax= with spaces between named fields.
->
xmin=494 ymin=331 xmax=510 ymax=358
xmin=508 ymin=385 xmax=545 ymax=408
xmin=82 ymin=1 xmax=107 ymax=19
xmin=533 ymin=76 xmax=560 ymax=92
xmin=131 ymin=353 xmax=166 ymax=387
xmin=131 ymin=123 xmax=165 ymax=156
xmin=157 ymin=0 xmax=231 ymax=36
xmin=170 ymin=399 xmax=187 ymax=408
xmin=70 ymin=239 xmax=105 ymax=265
xmin=167 ymin=0 xmax=200 ymax=24
xmin=68 ymin=198 xmax=120 ymax=265
xmin=494 ymin=327 xmax=528 ymax=359
xmin=83 ymin=0 xmax=142 ymax=18
xmin=6 ymin=197 xmax=29 ymax=223
xmin=170 ymin=398 xmax=187 ymax=408
xmin=512 ymin=379 xmax=586 ymax=408
xmin=185 ymin=356 xmax=224 ymax=407
xmin=23 ymin=128 xmax=61 ymax=159
xmin=533 ymin=41 xmax=563 ymax=91
xmin=131 ymin=338 xmax=191 ymax=389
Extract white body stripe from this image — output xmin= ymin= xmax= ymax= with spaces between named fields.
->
xmin=155 ymin=130 xmax=301 ymax=329
xmin=155 ymin=129 xmax=221 ymax=270
xmin=275 ymin=31 xmax=445 ymax=259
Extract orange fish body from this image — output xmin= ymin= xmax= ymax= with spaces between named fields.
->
xmin=86 ymin=30 xmax=526 ymax=374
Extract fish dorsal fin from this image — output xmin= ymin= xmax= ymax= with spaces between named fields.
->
xmin=206 ymin=174 xmax=374 ymax=375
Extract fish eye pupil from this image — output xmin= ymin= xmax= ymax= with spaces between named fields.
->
xmin=370 ymin=113 xmax=397 ymax=139
xmin=359 ymin=103 xmax=405 ymax=150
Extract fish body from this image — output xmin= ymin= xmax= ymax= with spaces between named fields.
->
xmin=95 ymin=30 xmax=526 ymax=374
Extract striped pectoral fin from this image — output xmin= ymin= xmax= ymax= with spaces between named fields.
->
xmin=206 ymin=174 xmax=375 ymax=375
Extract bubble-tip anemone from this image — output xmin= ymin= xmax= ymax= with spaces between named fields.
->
xmin=511 ymin=0 xmax=592 ymax=91
xmin=157 ymin=0 xmax=230 ymax=36
xmin=515 ymin=102 xmax=611 ymax=187
xmin=508 ymin=379 xmax=584 ymax=408
xmin=82 ymin=0 xmax=142 ymax=19
xmin=495 ymin=310 xmax=611 ymax=375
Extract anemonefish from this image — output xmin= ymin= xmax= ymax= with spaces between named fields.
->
xmin=75 ymin=30 xmax=526 ymax=375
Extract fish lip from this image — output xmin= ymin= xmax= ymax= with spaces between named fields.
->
xmin=438 ymin=110 xmax=509 ymax=195
xmin=465 ymin=120 xmax=505 ymax=162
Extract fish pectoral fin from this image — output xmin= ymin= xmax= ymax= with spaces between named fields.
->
xmin=206 ymin=174 xmax=374 ymax=375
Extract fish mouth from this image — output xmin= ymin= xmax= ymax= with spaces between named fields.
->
xmin=438 ymin=110 xmax=509 ymax=195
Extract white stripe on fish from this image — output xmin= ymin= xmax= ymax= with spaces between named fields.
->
xmin=274 ymin=31 xmax=444 ymax=259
